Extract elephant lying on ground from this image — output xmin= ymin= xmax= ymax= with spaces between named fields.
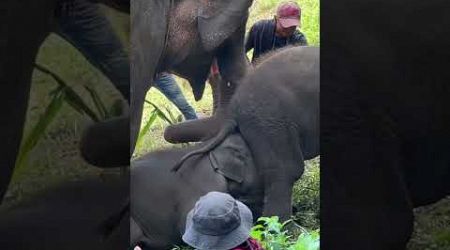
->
xmin=173 ymin=46 xmax=320 ymax=221
xmin=0 ymin=175 xmax=129 ymax=249
xmin=321 ymin=0 xmax=450 ymax=249
xmin=131 ymin=133 xmax=263 ymax=249
xmin=81 ymin=0 xmax=254 ymax=167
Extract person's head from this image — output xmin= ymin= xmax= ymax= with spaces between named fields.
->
xmin=182 ymin=192 xmax=254 ymax=250
xmin=275 ymin=1 xmax=301 ymax=37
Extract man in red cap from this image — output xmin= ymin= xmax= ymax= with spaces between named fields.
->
xmin=245 ymin=1 xmax=308 ymax=63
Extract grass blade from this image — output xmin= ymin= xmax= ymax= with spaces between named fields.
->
xmin=164 ymin=106 xmax=176 ymax=124
xmin=136 ymin=109 xmax=158 ymax=148
xmin=84 ymin=84 xmax=109 ymax=119
xmin=34 ymin=63 xmax=100 ymax=122
xmin=144 ymin=100 xmax=173 ymax=125
xmin=14 ymin=89 xmax=66 ymax=174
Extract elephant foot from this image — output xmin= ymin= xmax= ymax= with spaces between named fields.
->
xmin=80 ymin=116 xmax=130 ymax=168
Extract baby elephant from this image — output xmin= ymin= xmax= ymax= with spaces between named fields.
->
xmin=173 ymin=46 xmax=320 ymax=221
xmin=130 ymin=133 xmax=263 ymax=249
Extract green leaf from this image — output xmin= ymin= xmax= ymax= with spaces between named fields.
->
xmin=14 ymin=89 xmax=66 ymax=174
xmin=145 ymin=100 xmax=173 ymax=125
xmin=34 ymin=63 xmax=100 ymax=122
xmin=136 ymin=109 xmax=158 ymax=148
xmin=289 ymin=231 xmax=320 ymax=250
xmin=84 ymin=84 xmax=109 ymax=119
xmin=164 ymin=106 xmax=178 ymax=124
xmin=63 ymin=86 xmax=100 ymax=122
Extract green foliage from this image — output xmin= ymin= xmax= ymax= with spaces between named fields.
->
xmin=292 ymin=158 xmax=320 ymax=229
xmin=408 ymin=197 xmax=450 ymax=250
xmin=289 ymin=230 xmax=320 ymax=250
xmin=14 ymin=64 xmax=116 ymax=177
xmin=136 ymin=100 xmax=183 ymax=150
xmin=250 ymin=216 xmax=320 ymax=250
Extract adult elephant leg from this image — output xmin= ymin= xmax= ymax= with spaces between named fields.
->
xmin=321 ymin=102 xmax=413 ymax=249
xmin=0 ymin=54 xmax=36 ymax=201
xmin=208 ymin=75 xmax=220 ymax=114
xmin=0 ymin=0 xmax=53 ymax=201
xmin=130 ymin=0 xmax=168 ymax=154
xmin=213 ymin=74 xmax=238 ymax=115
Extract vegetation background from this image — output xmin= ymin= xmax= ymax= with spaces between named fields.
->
xmin=4 ymin=0 xmax=449 ymax=249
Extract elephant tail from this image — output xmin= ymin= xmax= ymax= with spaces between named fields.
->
xmin=171 ymin=119 xmax=237 ymax=172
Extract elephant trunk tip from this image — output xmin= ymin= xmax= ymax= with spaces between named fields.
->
xmin=163 ymin=126 xmax=178 ymax=144
xmin=79 ymin=121 xmax=130 ymax=168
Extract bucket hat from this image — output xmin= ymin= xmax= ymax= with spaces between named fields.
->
xmin=182 ymin=192 xmax=253 ymax=250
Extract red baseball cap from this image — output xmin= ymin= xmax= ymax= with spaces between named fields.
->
xmin=276 ymin=2 xmax=301 ymax=28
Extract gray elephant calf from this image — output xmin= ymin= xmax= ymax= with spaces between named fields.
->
xmin=131 ymin=133 xmax=262 ymax=249
xmin=173 ymin=46 xmax=320 ymax=221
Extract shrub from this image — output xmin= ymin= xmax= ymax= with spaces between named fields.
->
xmin=250 ymin=216 xmax=320 ymax=250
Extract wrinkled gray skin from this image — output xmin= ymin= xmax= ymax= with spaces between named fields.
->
xmin=173 ymin=46 xmax=320 ymax=221
xmin=322 ymin=1 xmax=450 ymax=249
xmin=130 ymin=133 xmax=263 ymax=249
xmin=81 ymin=0 xmax=252 ymax=167
xmin=0 ymin=0 xmax=129 ymax=203
xmin=0 ymin=175 xmax=129 ymax=249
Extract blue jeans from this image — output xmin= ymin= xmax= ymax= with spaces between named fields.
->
xmin=154 ymin=73 xmax=198 ymax=120
xmin=55 ymin=0 xmax=130 ymax=102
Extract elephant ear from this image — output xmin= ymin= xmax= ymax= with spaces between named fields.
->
xmin=197 ymin=0 xmax=252 ymax=51
xmin=208 ymin=134 xmax=253 ymax=183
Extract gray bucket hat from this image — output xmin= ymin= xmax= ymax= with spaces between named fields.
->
xmin=182 ymin=191 xmax=253 ymax=250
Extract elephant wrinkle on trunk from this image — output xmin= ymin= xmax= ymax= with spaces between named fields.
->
xmin=130 ymin=132 xmax=262 ymax=249
xmin=172 ymin=46 xmax=320 ymax=221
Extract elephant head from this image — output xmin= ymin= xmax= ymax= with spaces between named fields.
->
xmin=130 ymin=132 xmax=262 ymax=248
xmin=81 ymin=0 xmax=253 ymax=167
